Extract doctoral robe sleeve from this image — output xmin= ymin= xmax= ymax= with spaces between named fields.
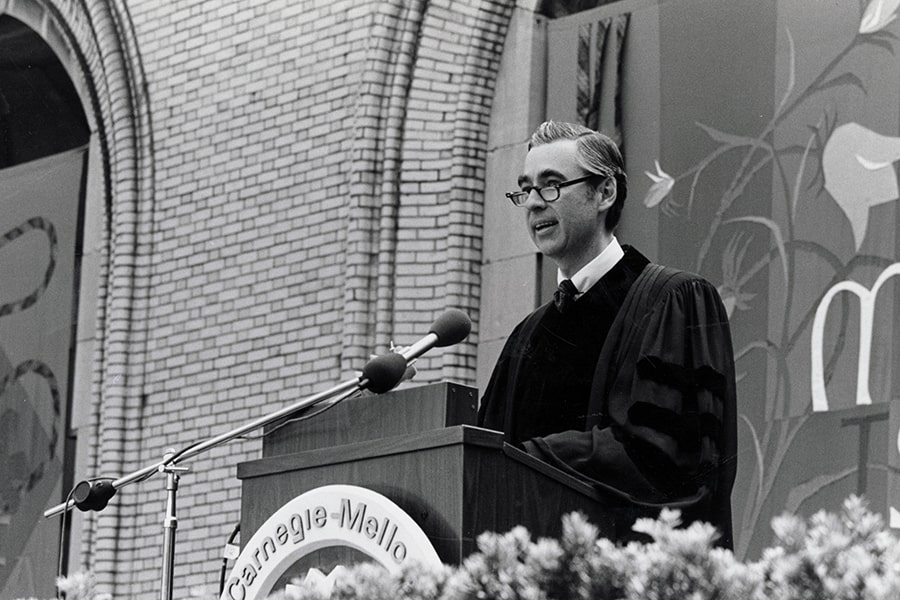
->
xmin=525 ymin=276 xmax=737 ymax=521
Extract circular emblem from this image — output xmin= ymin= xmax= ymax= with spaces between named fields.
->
xmin=220 ymin=484 xmax=441 ymax=600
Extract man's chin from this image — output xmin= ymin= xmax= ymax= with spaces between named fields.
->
xmin=535 ymin=246 xmax=561 ymax=264
xmin=531 ymin=233 xmax=561 ymax=255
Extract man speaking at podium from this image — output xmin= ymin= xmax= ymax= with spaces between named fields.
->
xmin=478 ymin=121 xmax=738 ymax=549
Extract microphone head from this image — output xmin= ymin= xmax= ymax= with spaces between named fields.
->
xmin=73 ymin=478 xmax=116 ymax=512
xmin=428 ymin=309 xmax=471 ymax=347
xmin=360 ymin=352 xmax=408 ymax=393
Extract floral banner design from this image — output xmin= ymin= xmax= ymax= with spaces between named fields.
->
xmin=635 ymin=0 xmax=900 ymax=558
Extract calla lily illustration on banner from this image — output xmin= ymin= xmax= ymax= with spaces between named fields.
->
xmin=822 ymin=122 xmax=900 ymax=251
xmin=643 ymin=160 xmax=675 ymax=209
xmin=859 ymin=0 xmax=900 ymax=34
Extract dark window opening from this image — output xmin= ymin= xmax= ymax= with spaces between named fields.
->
xmin=0 ymin=15 xmax=89 ymax=168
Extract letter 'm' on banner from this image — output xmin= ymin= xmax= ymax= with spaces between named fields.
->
xmin=811 ymin=263 xmax=900 ymax=412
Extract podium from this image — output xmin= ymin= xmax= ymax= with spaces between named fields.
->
xmin=236 ymin=382 xmax=613 ymax=567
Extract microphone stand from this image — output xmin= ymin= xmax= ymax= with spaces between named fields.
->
xmin=44 ymin=372 xmax=383 ymax=600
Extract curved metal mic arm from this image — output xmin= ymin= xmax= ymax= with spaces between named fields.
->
xmin=44 ymin=374 xmax=373 ymax=519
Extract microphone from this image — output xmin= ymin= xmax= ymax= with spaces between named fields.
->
xmin=398 ymin=309 xmax=471 ymax=364
xmin=72 ymin=478 xmax=116 ymax=511
xmin=358 ymin=309 xmax=472 ymax=394
xmin=359 ymin=352 xmax=408 ymax=393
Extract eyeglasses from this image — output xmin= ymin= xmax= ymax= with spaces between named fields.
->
xmin=505 ymin=174 xmax=597 ymax=206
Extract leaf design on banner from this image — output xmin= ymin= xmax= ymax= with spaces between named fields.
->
xmin=784 ymin=468 xmax=856 ymax=516
xmin=725 ymin=216 xmax=789 ymax=301
xmin=776 ymin=26 xmax=796 ymax=116
xmin=695 ymin=121 xmax=764 ymax=149
xmin=811 ymin=72 xmax=867 ymax=96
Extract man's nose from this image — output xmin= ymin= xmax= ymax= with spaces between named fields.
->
xmin=522 ymin=189 xmax=546 ymax=210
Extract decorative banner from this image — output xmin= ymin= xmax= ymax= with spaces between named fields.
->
xmin=558 ymin=0 xmax=900 ymax=560
xmin=220 ymin=485 xmax=442 ymax=600
xmin=0 ymin=148 xmax=86 ymax=598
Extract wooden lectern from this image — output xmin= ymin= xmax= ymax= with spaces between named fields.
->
xmin=237 ymin=382 xmax=612 ymax=565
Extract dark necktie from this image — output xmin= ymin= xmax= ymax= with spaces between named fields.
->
xmin=554 ymin=279 xmax=579 ymax=314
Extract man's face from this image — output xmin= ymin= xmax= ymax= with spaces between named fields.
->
xmin=518 ymin=139 xmax=607 ymax=275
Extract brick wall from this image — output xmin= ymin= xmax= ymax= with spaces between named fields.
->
xmin=25 ymin=0 xmax=515 ymax=596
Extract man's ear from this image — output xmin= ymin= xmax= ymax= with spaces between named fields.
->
xmin=595 ymin=177 xmax=617 ymax=211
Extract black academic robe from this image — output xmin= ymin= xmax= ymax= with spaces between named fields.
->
xmin=478 ymin=247 xmax=737 ymax=548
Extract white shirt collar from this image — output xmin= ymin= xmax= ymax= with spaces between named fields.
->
xmin=557 ymin=237 xmax=624 ymax=297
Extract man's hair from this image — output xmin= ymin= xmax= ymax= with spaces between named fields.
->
xmin=528 ymin=120 xmax=628 ymax=231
